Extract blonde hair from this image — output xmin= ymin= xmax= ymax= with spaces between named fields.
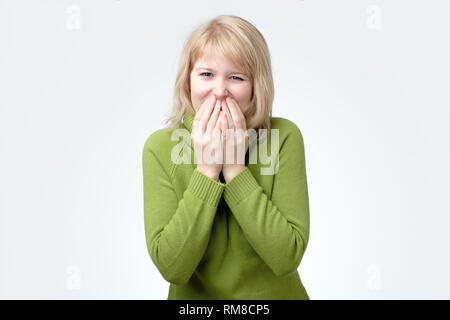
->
xmin=164 ymin=15 xmax=274 ymax=140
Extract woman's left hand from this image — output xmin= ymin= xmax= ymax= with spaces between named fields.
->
xmin=221 ymin=96 xmax=249 ymax=183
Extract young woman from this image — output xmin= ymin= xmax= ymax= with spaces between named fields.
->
xmin=142 ymin=15 xmax=310 ymax=300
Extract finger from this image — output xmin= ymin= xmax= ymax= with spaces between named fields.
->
xmin=194 ymin=95 xmax=215 ymax=120
xmin=207 ymin=106 xmax=220 ymax=144
xmin=215 ymin=111 xmax=223 ymax=138
xmin=200 ymin=98 xmax=219 ymax=133
xmin=220 ymin=111 xmax=227 ymax=134
xmin=223 ymin=108 xmax=232 ymax=141
xmin=215 ymin=111 xmax=223 ymax=130
xmin=220 ymin=111 xmax=228 ymax=137
xmin=194 ymin=95 xmax=216 ymax=125
xmin=207 ymin=100 xmax=221 ymax=132
xmin=226 ymin=97 xmax=245 ymax=128
xmin=220 ymin=113 xmax=227 ymax=162
xmin=193 ymin=96 xmax=213 ymax=135
xmin=195 ymin=96 xmax=216 ymax=134
xmin=222 ymin=100 xmax=235 ymax=129
xmin=201 ymin=95 xmax=218 ymax=120
xmin=222 ymin=109 xmax=233 ymax=153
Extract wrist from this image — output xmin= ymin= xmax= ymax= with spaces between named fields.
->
xmin=223 ymin=165 xmax=246 ymax=183
xmin=197 ymin=166 xmax=220 ymax=181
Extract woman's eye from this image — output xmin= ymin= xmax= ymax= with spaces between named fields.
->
xmin=200 ymin=73 xmax=244 ymax=81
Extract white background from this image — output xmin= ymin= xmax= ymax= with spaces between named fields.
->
xmin=1 ymin=0 xmax=449 ymax=299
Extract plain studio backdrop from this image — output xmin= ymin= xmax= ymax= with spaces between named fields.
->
xmin=1 ymin=0 xmax=449 ymax=299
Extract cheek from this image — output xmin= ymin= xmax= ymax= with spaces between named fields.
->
xmin=234 ymin=84 xmax=253 ymax=104
xmin=190 ymin=81 xmax=211 ymax=111
xmin=191 ymin=79 xmax=209 ymax=97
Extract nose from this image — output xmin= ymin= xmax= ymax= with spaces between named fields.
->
xmin=212 ymin=79 xmax=229 ymax=102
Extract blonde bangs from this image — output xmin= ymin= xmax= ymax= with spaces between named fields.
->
xmin=193 ymin=31 xmax=254 ymax=83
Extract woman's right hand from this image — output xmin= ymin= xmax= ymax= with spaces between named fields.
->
xmin=191 ymin=95 xmax=225 ymax=181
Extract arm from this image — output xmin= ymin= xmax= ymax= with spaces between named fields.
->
xmin=222 ymin=125 xmax=310 ymax=277
xmin=143 ymin=146 xmax=225 ymax=285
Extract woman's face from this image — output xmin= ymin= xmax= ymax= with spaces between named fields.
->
xmin=189 ymin=47 xmax=252 ymax=116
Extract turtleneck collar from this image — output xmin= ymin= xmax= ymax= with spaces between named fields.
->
xmin=182 ymin=108 xmax=195 ymax=133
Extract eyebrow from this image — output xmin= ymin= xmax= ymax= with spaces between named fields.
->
xmin=195 ymin=67 xmax=245 ymax=75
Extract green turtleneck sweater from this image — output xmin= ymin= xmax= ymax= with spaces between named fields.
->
xmin=142 ymin=109 xmax=310 ymax=300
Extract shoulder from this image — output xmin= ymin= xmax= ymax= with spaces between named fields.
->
xmin=142 ymin=126 xmax=190 ymax=175
xmin=270 ymin=116 xmax=305 ymax=144
xmin=143 ymin=128 xmax=172 ymax=152
xmin=142 ymin=125 xmax=191 ymax=169
xmin=143 ymin=126 xmax=189 ymax=154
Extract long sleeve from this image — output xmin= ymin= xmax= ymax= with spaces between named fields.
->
xmin=222 ymin=125 xmax=310 ymax=277
xmin=143 ymin=145 xmax=225 ymax=285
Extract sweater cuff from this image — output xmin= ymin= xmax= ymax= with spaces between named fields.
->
xmin=187 ymin=169 xmax=225 ymax=208
xmin=223 ymin=167 xmax=260 ymax=208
